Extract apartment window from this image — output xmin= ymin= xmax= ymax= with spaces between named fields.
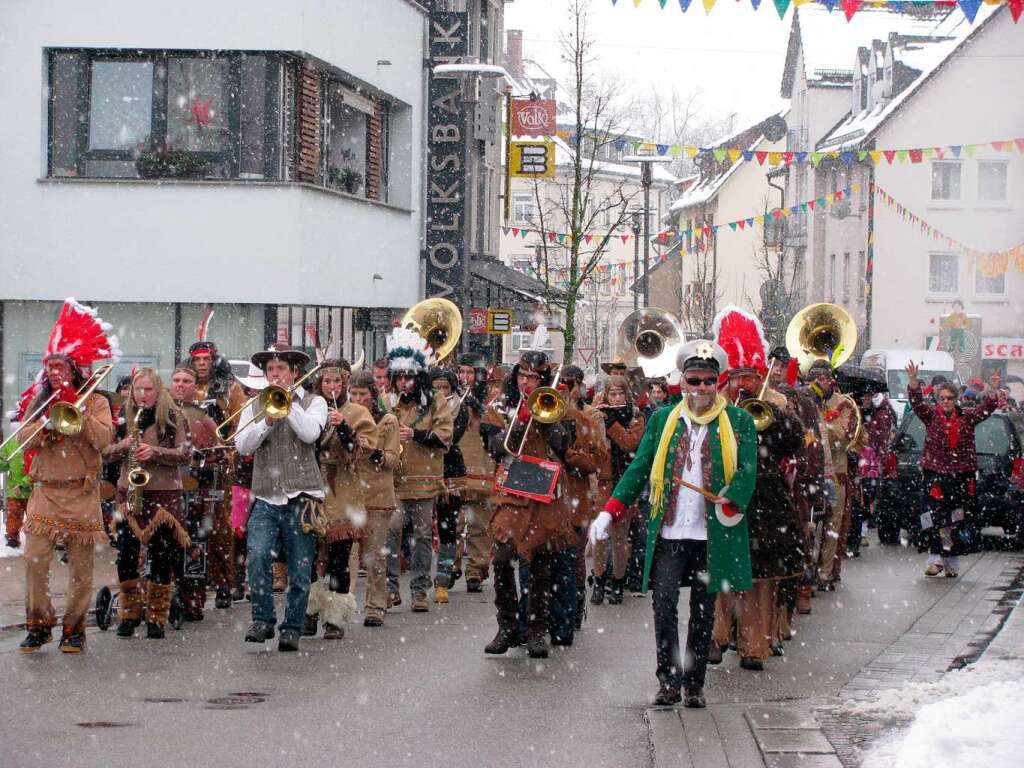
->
xmin=857 ymin=251 xmax=866 ymax=303
xmin=975 ymin=268 xmax=1005 ymax=296
xmin=48 ymin=49 xmax=283 ymax=179
xmin=512 ymin=192 xmax=537 ymax=225
xmin=512 ymin=257 xmax=533 ymax=275
xmin=930 ymin=161 xmax=962 ymax=201
xmin=322 ymin=81 xmax=375 ymax=196
xmin=977 ymin=161 xmax=1008 ymax=202
xmin=842 ymin=252 xmax=851 ymax=303
xmin=928 ymin=253 xmax=959 ymax=294
xmin=828 ymin=253 xmax=837 ymax=301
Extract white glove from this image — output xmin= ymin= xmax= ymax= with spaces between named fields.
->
xmin=589 ymin=511 xmax=613 ymax=547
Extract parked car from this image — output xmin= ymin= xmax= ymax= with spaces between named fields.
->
xmin=874 ymin=409 xmax=1024 ymax=550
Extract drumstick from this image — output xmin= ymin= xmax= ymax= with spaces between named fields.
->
xmin=676 ymin=478 xmax=722 ymax=503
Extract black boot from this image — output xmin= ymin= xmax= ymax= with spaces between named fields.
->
xmin=146 ymin=622 xmax=165 ymax=639
xmin=526 ymin=631 xmax=549 ymax=659
xmin=574 ymin=592 xmax=586 ymax=631
xmin=214 ymin=586 xmax=232 ymax=609
xmin=302 ymin=613 xmax=319 ymax=637
xmin=590 ymin=573 xmax=606 ymax=605
xmin=607 ymin=578 xmax=625 ymax=605
xmin=116 ymin=619 xmax=140 ymax=638
xmin=484 ymin=625 xmax=523 ymax=654
xmin=19 ymin=628 xmax=52 ymax=653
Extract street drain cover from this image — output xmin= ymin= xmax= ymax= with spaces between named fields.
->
xmin=77 ymin=721 xmax=133 ymax=729
xmin=205 ymin=692 xmax=269 ymax=709
xmin=143 ymin=697 xmax=185 ymax=704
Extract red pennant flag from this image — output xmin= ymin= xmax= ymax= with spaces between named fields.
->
xmin=883 ymin=150 xmax=897 ymax=164
xmin=1015 ymin=138 xmax=1024 ymax=152
xmin=511 ymin=227 xmax=520 ymax=237
xmin=992 ymin=141 xmax=1006 ymax=151
xmin=755 ymin=151 xmax=768 ymax=165
xmin=737 ymin=219 xmax=746 ymax=230
xmin=841 ymin=0 xmax=861 ymax=21
xmin=782 ymin=152 xmax=794 ymax=164
xmin=1011 ymin=0 xmax=1024 ymax=23
xmin=908 ymin=149 xmax=923 ymax=163
xmin=548 ymin=232 xmax=556 ymax=242
xmin=585 ymin=234 xmax=593 ymax=244
xmin=771 ymin=209 xmax=782 ymax=220
xmin=835 ymin=190 xmax=845 ymax=200
xmin=807 ymin=200 xmax=817 ymax=210
xmin=621 ymin=235 xmax=630 ymax=244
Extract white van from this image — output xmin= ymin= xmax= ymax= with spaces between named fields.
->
xmin=860 ymin=349 xmax=958 ymax=418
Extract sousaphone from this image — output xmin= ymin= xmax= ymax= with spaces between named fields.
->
xmin=617 ymin=308 xmax=684 ymax=378
xmin=401 ymin=298 xmax=463 ymax=361
xmin=785 ymin=303 xmax=858 ymax=376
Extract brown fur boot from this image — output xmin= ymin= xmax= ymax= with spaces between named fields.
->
xmin=145 ymin=582 xmax=173 ymax=638
xmin=796 ymin=584 xmax=813 ymax=615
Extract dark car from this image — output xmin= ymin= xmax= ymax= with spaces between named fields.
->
xmin=874 ymin=409 xmax=1024 ymax=550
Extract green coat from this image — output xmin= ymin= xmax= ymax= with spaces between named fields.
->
xmin=0 ymin=442 xmax=32 ymax=500
xmin=609 ymin=402 xmax=758 ymax=593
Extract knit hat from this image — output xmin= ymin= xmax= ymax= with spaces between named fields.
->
xmin=13 ymin=298 xmax=121 ymax=420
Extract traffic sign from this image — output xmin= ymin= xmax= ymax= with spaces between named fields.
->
xmin=510 ymin=141 xmax=555 ymax=178
xmin=487 ymin=308 xmax=514 ymax=334
xmin=577 ymin=347 xmax=596 ymax=364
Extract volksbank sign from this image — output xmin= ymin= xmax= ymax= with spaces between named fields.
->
xmin=424 ymin=8 xmax=468 ymax=307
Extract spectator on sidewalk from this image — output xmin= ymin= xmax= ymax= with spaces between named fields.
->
xmin=906 ymin=362 xmax=1000 ymax=579
xmin=2 ymin=435 xmax=32 ymax=549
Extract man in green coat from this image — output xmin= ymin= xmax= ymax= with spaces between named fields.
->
xmin=1 ymin=437 xmax=33 ymax=549
xmin=590 ymin=339 xmax=757 ymax=707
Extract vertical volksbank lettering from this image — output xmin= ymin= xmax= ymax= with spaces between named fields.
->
xmin=425 ymin=9 xmax=468 ymax=303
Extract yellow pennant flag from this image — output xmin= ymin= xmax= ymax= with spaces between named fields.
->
xmin=781 ymin=207 xmax=792 ymax=218
xmin=869 ymin=151 xmax=882 ymax=164
xmin=768 ymin=152 xmax=782 ymax=166
xmin=703 ymin=0 xmax=717 ymax=13
xmin=634 ymin=0 xmax=643 ymax=8
xmin=754 ymin=214 xmax=765 ymax=225
xmin=825 ymin=193 xmax=835 ymax=203
xmin=685 ymin=146 xmax=699 ymax=159
xmin=727 ymin=148 xmax=741 ymax=163
xmin=852 ymin=183 xmax=861 ymax=193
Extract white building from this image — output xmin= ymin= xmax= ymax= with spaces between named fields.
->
xmin=645 ymin=115 xmax=788 ymax=340
xmin=809 ymin=5 xmax=1023 ymax=382
xmin=0 ymin=0 xmax=434 ymax=423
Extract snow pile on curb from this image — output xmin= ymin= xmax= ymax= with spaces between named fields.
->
xmin=859 ymin=671 xmax=1024 ymax=768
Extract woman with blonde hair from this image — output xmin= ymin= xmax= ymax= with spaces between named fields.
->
xmin=103 ymin=368 xmax=190 ymax=639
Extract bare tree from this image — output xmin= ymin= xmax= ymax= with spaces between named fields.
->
xmin=679 ymin=235 xmax=723 ymax=338
xmin=635 ymin=87 xmax=738 ymax=179
xmin=745 ymin=219 xmax=804 ymax=348
xmin=528 ymin=0 xmax=641 ymax=363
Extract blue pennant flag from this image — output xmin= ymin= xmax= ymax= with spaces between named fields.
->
xmin=742 ymin=150 xmax=754 ymax=161
xmin=840 ymin=151 xmax=854 ymax=165
xmin=950 ymin=145 xmax=962 ymax=158
xmin=958 ymin=0 xmax=982 ymax=23
xmin=749 ymin=0 xmax=762 ymax=9
xmin=820 ymin=0 xmax=838 ymax=11
xmin=614 ymin=139 xmax=628 ymax=152
xmin=656 ymin=144 xmax=669 ymax=156
xmin=678 ymin=0 xmax=693 ymax=11
xmin=795 ymin=151 xmax=808 ymax=164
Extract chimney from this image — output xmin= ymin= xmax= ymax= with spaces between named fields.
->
xmin=506 ymin=29 xmax=524 ymax=82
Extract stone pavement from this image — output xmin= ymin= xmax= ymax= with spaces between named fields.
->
xmin=0 ymin=543 xmax=119 ymax=630
xmin=646 ymin=546 xmax=1024 ymax=768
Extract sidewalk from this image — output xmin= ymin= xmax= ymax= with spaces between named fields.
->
xmin=646 ymin=547 xmax=1024 ymax=768
xmin=0 ymin=543 xmax=119 ymax=631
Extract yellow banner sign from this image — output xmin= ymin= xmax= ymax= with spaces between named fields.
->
xmin=510 ymin=142 xmax=555 ymax=178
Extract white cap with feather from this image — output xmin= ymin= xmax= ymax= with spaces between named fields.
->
xmin=385 ymin=326 xmax=436 ymax=373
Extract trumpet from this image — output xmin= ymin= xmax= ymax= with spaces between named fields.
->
xmin=216 ymin=362 xmax=326 ymax=443
xmin=737 ymin=361 xmax=776 ymax=432
xmin=503 ymin=366 xmax=567 ymax=457
xmin=3 ymin=364 xmax=116 ymax=460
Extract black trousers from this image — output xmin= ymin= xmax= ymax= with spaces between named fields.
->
xmin=650 ymin=537 xmax=716 ymax=690
xmin=311 ymin=539 xmax=354 ymax=593
xmin=493 ymin=541 xmax=552 ymax=638
xmin=116 ymin=521 xmax=181 ymax=586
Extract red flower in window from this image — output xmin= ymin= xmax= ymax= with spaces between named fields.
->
xmin=187 ymin=98 xmax=214 ymax=127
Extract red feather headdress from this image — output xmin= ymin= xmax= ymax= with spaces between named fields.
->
xmin=712 ymin=305 xmax=768 ymax=375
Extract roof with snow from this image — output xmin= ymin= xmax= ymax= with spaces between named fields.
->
xmin=817 ymin=5 xmax=1002 ymax=152
xmin=781 ymin=5 xmax=956 ymax=98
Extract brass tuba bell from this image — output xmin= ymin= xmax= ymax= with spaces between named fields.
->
xmin=401 ymin=298 xmax=463 ymax=361
xmin=617 ymin=308 xmax=684 ymax=378
xmin=785 ymin=303 xmax=858 ymax=377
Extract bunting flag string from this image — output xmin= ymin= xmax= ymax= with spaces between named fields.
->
xmin=874 ymin=185 xmax=1024 ymax=277
xmin=503 ymin=184 xmax=860 ymax=286
xmin=549 ymin=133 xmax=1024 ymax=169
xmin=612 ymin=0 xmax=1023 ymax=24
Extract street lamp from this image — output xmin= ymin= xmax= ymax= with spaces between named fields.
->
xmin=629 ymin=210 xmax=642 ymax=312
xmin=622 ymin=154 xmax=673 ymax=307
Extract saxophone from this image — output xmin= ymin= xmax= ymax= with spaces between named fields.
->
xmin=125 ymin=408 xmax=151 ymax=517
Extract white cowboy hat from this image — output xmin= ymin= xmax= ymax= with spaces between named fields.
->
xmin=235 ymin=362 xmax=267 ymax=391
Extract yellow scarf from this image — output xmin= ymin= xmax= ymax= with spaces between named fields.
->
xmin=648 ymin=394 xmax=737 ymax=513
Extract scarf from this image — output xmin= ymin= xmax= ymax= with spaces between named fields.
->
xmin=649 ymin=394 xmax=736 ymax=512
xmin=938 ymin=407 xmax=961 ymax=451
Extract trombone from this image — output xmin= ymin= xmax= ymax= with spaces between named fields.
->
xmin=503 ymin=366 xmax=567 ymax=457
xmin=3 ymin=364 xmax=116 ymax=460
xmin=216 ymin=362 xmax=326 ymax=443
xmin=737 ymin=361 xmax=776 ymax=432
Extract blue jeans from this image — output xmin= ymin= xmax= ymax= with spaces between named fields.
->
xmin=247 ymin=498 xmax=317 ymax=633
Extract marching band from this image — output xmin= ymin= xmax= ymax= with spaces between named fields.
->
xmin=6 ymin=294 xmax=994 ymax=707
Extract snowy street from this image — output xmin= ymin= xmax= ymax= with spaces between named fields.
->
xmin=2 ymin=537 xmax=1021 ymax=768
